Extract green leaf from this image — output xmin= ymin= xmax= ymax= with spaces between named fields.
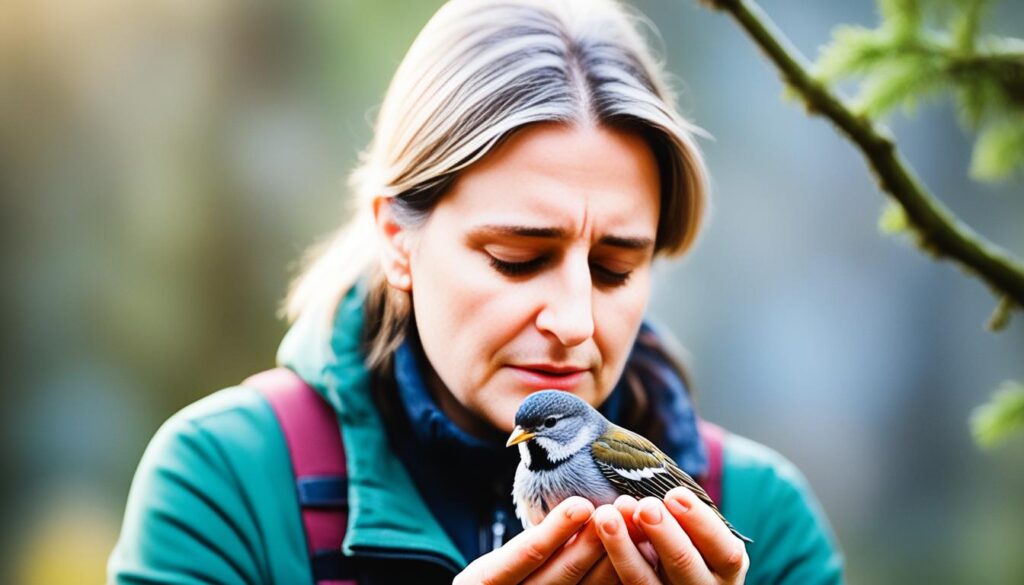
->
xmin=878 ymin=199 xmax=909 ymax=235
xmin=878 ymin=0 xmax=923 ymax=38
xmin=949 ymin=0 xmax=988 ymax=51
xmin=854 ymin=57 xmax=949 ymax=117
xmin=953 ymin=77 xmax=1002 ymax=128
xmin=972 ymin=381 xmax=1024 ymax=448
xmin=970 ymin=117 xmax=1024 ymax=181
xmin=814 ymin=26 xmax=892 ymax=83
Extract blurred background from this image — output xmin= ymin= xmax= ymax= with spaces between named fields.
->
xmin=3 ymin=0 xmax=1022 ymax=583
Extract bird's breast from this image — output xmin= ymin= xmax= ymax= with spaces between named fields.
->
xmin=514 ymin=451 xmax=618 ymax=517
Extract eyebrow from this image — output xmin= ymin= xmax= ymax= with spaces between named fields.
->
xmin=470 ymin=224 xmax=654 ymax=251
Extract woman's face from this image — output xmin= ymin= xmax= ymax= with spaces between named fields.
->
xmin=379 ymin=123 xmax=661 ymax=436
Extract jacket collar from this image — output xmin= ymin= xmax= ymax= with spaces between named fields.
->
xmin=277 ymin=281 xmax=467 ymax=570
xmin=393 ymin=337 xmax=520 ymax=476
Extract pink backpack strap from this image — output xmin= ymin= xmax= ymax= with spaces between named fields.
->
xmin=244 ymin=368 xmax=356 ymax=585
xmin=697 ymin=419 xmax=725 ymax=507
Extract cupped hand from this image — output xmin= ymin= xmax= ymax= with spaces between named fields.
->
xmin=454 ymin=496 xmax=606 ymax=585
xmin=594 ymin=487 xmax=749 ymax=584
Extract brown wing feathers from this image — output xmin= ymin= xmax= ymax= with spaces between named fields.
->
xmin=592 ymin=425 xmax=731 ymax=527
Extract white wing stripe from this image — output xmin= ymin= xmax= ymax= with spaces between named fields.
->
xmin=612 ymin=466 xmax=671 ymax=481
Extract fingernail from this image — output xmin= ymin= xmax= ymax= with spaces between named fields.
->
xmin=665 ymin=497 xmax=689 ymax=517
xmin=601 ymin=516 xmax=619 ymax=535
xmin=614 ymin=494 xmax=637 ymax=507
xmin=567 ymin=502 xmax=591 ymax=522
xmin=638 ymin=501 xmax=662 ymax=524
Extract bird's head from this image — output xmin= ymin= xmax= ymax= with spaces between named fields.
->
xmin=506 ymin=390 xmax=606 ymax=465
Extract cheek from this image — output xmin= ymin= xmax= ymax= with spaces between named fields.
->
xmin=595 ymin=270 xmax=652 ymax=380
xmin=407 ymin=230 xmax=532 ymax=394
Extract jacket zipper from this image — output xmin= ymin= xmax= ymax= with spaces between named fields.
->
xmin=490 ymin=508 xmax=507 ymax=551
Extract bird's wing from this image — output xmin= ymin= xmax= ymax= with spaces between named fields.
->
xmin=591 ymin=425 xmax=720 ymax=514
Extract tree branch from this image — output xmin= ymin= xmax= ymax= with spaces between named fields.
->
xmin=699 ymin=0 xmax=1024 ymax=311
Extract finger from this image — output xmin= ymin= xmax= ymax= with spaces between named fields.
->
xmin=612 ymin=494 xmax=646 ymax=544
xmin=613 ymin=497 xmax=658 ymax=569
xmin=522 ymin=518 xmax=604 ymax=585
xmin=579 ymin=555 xmax=620 ymax=585
xmin=459 ymin=497 xmax=594 ymax=585
xmin=633 ymin=497 xmax=712 ymax=584
xmin=636 ymin=541 xmax=659 ymax=569
xmin=664 ymin=487 xmax=749 ymax=579
xmin=594 ymin=505 xmax=659 ymax=585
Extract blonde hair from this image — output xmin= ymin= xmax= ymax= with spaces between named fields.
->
xmin=282 ymin=0 xmax=710 ymax=368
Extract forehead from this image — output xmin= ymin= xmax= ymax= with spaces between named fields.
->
xmin=437 ymin=123 xmax=660 ymax=237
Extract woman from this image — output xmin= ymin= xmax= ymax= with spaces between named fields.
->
xmin=108 ymin=0 xmax=844 ymax=583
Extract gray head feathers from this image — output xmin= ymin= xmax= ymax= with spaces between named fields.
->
xmin=510 ymin=391 xmax=607 ymax=462
xmin=514 ymin=390 xmax=601 ymax=428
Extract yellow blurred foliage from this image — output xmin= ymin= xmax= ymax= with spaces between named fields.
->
xmin=14 ymin=493 xmax=120 ymax=585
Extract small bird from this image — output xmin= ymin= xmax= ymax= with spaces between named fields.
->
xmin=507 ymin=390 xmax=752 ymax=543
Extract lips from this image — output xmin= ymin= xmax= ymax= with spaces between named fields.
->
xmin=507 ymin=364 xmax=588 ymax=390
xmin=517 ymin=363 xmax=588 ymax=374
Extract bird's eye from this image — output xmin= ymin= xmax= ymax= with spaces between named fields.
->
xmin=544 ymin=417 xmax=557 ymax=428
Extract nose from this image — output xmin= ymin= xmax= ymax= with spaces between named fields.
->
xmin=534 ymin=253 xmax=594 ymax=347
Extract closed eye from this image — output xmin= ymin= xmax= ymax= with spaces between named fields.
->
xmin=487 ymin=255 xmax=551 ymax=277
xmin=487 ymin=254 xmax=632 ymax=286
xmin=591 ymin=264 xmax=631 ymax=286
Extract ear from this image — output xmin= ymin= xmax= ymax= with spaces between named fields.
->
xmin=372 ymin=196 xmax=413 ymax=291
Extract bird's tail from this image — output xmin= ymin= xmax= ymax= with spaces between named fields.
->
xmin=726 ymin=521 xmax=754 ymax=544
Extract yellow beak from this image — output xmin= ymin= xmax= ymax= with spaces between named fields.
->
xmin=506 ymin=425 xmax=536 ymax=447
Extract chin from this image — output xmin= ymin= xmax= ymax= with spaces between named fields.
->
xmin=492 ymin=417 xmax=516 ymax=434
xmin=488 ymin=396 xmax=526 ymax=434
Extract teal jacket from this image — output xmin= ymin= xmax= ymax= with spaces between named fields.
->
xmin=108 ymin=288 xmax=845 ymax=583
